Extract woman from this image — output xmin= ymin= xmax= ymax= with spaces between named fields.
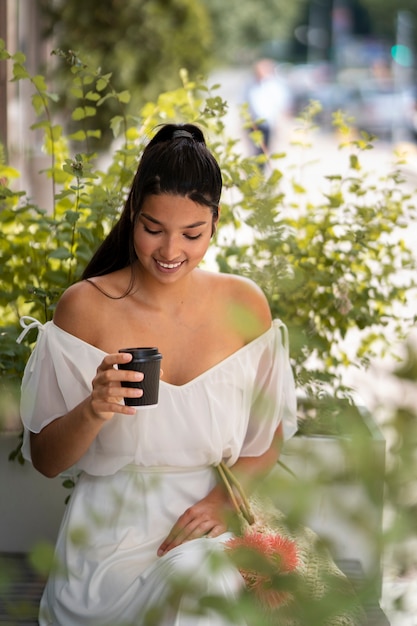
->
xmin=19 ymin=123 xmax=297 ymax=625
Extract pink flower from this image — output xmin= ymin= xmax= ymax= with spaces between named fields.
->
xmin=226 ymin=527 xmax=298 ymax=610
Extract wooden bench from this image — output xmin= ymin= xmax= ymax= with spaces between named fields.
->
xmin=0 ymin=553 xmax=390 ymax=625
xmin=0 ymin=553 xmax=44 ymax=625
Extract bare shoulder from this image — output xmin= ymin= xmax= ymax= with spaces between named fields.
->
xmin=53 ymin=280 xmax=106 ymax=343
xmin=204 ymin=271 xmax=272 ymax=340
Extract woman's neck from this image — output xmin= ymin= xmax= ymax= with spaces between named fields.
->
xmin=128 ymin=263 xmax=204 ymax=313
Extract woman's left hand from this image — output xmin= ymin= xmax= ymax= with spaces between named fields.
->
xmin=157 ymin=488 xmax=229 ymax=556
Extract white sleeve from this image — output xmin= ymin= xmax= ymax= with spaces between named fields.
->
xmin=19 ymin=320 xmax=92 ymax=462
xmin=240 ymin=321 xmax=298 ymax=457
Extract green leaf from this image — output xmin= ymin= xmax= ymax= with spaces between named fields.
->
xmin=72 ymin=106 xmax=96 ymax=121
xmin=49 ymin=247 xmax=72 ymax=260
xmin=12 ymin=51 xmax=26 ymax=64
xmin=65 ymin=210 xmax=81 ymax=225
xmin=292 ymin=182 xmax=306 ymax=194
xmin=69 ymin=130 xmax=87 ymax=142
xmin=85 ymin=90 xmax=100 ymax=101
xmin=110 ymin=116 xmax=123 ymax=137
xmin=12 ymin=62 xmax=29 ymax=80
xmin=46 ymin=91 xmax=60 ymax=103
xmin=0 ymin=165 xmax=20 ymax=180
xmin=62 ymin=479 xmax=76 ymax=489
xmin=117 ymin=90 xmax=131 ymax=104
xmin=29 ymin=542 xmax=55 ymax=578
xmin=349 ymin=154 xmax=360 ymax=171
xmin=87 ymin=129 xmax=101 ymax=139
xmin=31 ymin=93 xmax=46 ymax=115
xmin=96 ymin=74 xmax=112 ymax=91
xmin=32 ymin=74 xmax=47 ymax=92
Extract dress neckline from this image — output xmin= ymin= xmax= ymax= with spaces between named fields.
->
xmin=49 ymin=320 xmax=279 ymax=389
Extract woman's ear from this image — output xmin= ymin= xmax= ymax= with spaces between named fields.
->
xmin=212 ymin=205 xmax=220 ymax=236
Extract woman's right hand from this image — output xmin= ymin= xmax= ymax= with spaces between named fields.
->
xmin=88 ymin=352 xmax=144 ymax=421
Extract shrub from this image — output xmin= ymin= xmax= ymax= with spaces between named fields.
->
xmin=1 ymin=40 xmax=416 ymax=408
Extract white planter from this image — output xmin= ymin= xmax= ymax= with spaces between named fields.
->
xmin=0 ymin=433 xmax=66 ymax=552
xmin=279 ymin=405 xmax=386 ymax=600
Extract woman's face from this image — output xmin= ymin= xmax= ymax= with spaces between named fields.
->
xmin=133 ymin=194 xmax=218 ymax=282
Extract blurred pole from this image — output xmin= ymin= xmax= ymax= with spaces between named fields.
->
xmin=393 ymin=11 xmax=415 ymax=90
xmin=392 ymin=11 xmax=415 ymax=141
xmin=307 ymin=0 xmax=330 ymax=64
xmin=0 ymin=0 xmax=7 ymax=149
xmin=331 ymin=0 xmax=353 ymax=73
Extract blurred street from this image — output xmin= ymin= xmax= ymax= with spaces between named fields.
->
xmin=210 ymin=65 xmax=417 ymax=179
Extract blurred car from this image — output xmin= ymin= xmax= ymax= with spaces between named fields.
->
xmin=299 ymin=79 xmax=416 ymax=142
xmin=347 ymin=81 xmax=415 ymax=141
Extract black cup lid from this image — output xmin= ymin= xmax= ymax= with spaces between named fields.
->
xmin=119 ymin=347 xmax=162 ymax=360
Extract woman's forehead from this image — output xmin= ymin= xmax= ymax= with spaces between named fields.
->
xmin=140 ymin=194 xmax=212 ymax=226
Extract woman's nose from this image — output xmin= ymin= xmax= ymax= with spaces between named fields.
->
xmin=159 ymin=235 xmax=180 ymax=260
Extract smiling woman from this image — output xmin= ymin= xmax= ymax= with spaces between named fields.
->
xmin=18 ymin=123 xmax=298 ymax=625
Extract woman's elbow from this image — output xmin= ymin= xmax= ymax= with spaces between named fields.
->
xmin=31 ymin=454 xmax=60 ymax=479
xmin=30 ymin=432 xmax=60 ymax=478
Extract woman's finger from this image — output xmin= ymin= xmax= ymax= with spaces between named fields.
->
xmin=158 ymin=516 xmax=224 ymax=556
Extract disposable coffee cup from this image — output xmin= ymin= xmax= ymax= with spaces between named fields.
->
xmin=118 ymin=347 xmax=162 ymax=407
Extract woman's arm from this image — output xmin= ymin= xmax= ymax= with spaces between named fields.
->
xmin=227 ymin=421 xmax=284 ymax=492
xmin=29 ymin=281 xmax=148 ymax=477
xmin=30 ymin=351 xmax=144 ymax=477
xmin=157 ymin=424 xmax=283 ymax=556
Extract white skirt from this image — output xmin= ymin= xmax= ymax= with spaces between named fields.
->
xmin=39 ymin=465 xmax=245 ymax=625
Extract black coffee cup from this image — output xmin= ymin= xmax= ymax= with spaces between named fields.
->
xmin=118 ymin=347 xmax=162 ymax=407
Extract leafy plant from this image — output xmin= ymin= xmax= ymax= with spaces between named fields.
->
xmin=0 ymin=41 xmax=283 ymax=402
xmin=218 ymin=103 xmax=417 ymax=397
xmin=38 ymin=0 xmax=215 ymax=149
xmin=1 ymin=39 xmax=416 ymax=416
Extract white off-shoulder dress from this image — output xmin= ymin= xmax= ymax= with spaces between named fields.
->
xmin=19 ymin=319 xmax=297 ymax=626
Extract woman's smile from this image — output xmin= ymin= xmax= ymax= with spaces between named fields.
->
xmin=154 ymin=258 xmax=185 ymax=272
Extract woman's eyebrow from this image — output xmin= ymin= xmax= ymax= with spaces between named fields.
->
xmin=140 ymin=213 xmax=208 ymax=229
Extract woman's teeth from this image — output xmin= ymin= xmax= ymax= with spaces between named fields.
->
xmin=157 ymin=260 xmax=182 ymax=269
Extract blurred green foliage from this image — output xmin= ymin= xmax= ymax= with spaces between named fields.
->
xmin=221 ymin=102 xmax=417 ymax=397
xmin=38 ymin=0 xmax=214 ymax=148
xmin=200 ymin=0 xmax=301 ymax=63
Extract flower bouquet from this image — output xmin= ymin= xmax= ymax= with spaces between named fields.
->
xmin=226 ymin=526 xmax=298 ymax=610
xmin=217 ymin=462 xmax=365 ymax=626
xmin=217 ymin=462 xmax=299 ymax=611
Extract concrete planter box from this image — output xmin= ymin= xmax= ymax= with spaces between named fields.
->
xmin=280 ymin=401 xmax=386 ymax=601
xmin=0 ymin=433 xmax=66 ymax=552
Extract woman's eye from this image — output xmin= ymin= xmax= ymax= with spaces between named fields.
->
xmin=184 ymin=233 xmax=202 ymax=240
xmin=144 ymin=226 xmax=161 ymax=235
xmin=143 ymin=224 xmax=202 ymax=240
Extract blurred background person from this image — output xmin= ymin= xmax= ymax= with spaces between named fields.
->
xmin=244 ymin=58 xmax=291 ymax=159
